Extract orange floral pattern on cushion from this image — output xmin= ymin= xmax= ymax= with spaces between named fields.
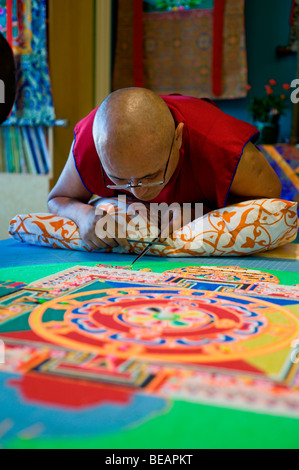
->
xmin=9 ymin=214 xmax=93 ymax=252
xmin=8 ymin=198 xmax=298 ymax=257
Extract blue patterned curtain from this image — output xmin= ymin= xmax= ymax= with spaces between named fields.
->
xmin=1 ymin=0 xmax=55 ymax=126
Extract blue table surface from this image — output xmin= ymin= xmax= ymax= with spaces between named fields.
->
xmin=1 ymin=237 xmax=299 ymax=272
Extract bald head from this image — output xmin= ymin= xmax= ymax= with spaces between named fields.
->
xmin=93 ymin=87 xmax=175 ymax=170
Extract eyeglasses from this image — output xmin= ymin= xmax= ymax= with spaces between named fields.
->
xmin=100 ymin=133 xmax=175 ymax=191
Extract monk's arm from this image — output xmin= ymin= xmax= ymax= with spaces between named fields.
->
xmin=47 ymin=143 xmax=129 ymax=250
xmin=227 ymin=141 xmax=282 ymax=204
xmin=47 ymin=142 xmax=94 ymax=227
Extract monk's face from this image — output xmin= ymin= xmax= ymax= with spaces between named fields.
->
xmin=93 ymin=88 xmax=184 ymax=200
xmin=100 ymin=128 xmax=182 ymax=201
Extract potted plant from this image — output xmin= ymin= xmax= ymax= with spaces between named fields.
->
xmin=247 ymin=80 xmax=291 ymax=144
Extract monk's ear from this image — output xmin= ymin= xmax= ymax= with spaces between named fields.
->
xmin=175 ymin=122 xmax=184 ymax=149
xmin=0 ymin=33 xmax=16 ymax=125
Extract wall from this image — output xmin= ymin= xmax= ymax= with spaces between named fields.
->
xmin=48 ymin=0 xmax=95 ymax=186
xmin=218 ymin=0 xmax=297 ymax=142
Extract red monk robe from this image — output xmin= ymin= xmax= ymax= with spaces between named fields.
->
xmin=72 ymin=94 xmax=259 ymax=213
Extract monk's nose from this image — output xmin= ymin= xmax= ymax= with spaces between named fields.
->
xmin=130 ymin=185 xmax=149 ymax=199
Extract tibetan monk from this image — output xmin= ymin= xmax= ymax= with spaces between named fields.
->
xmin=48 ymin=87 xmax=281 ymax=250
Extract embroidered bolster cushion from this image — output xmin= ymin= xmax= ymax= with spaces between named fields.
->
xmin=8 ymin=198 xmax=298 ymax=257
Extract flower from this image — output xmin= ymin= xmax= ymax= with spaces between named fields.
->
xmin=248 ymin=79 xmax=291 ymax=124
xmin=265 ymin=85 xmax=273 ymax=94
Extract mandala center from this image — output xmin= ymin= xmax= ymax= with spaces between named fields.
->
xmin=121 ymin=303 xmax=212 ymax=331
xmin=154 ymin=311 xmax=177 ymax=321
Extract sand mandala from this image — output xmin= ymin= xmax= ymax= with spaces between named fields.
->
xmin=1 ymin=262 xmax=299 ymax=435
xmin=28 ymin=286 xmax=299 ymax=363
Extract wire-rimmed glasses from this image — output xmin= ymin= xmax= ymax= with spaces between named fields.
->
xmin=100 ymin=133 xmax=175 ymax=191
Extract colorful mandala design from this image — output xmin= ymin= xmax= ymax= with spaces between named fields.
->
xmin=29 ymin=287 xmax=299 ymax=364
xmin=163 ymin=266 xmax=279 ymax=284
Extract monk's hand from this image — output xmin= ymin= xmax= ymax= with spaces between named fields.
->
xmin=77 ymin=206 xmax=130 ymax=251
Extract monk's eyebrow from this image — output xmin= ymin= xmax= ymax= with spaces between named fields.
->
xmin=108 ymin=170 xmax=160 ymax=180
